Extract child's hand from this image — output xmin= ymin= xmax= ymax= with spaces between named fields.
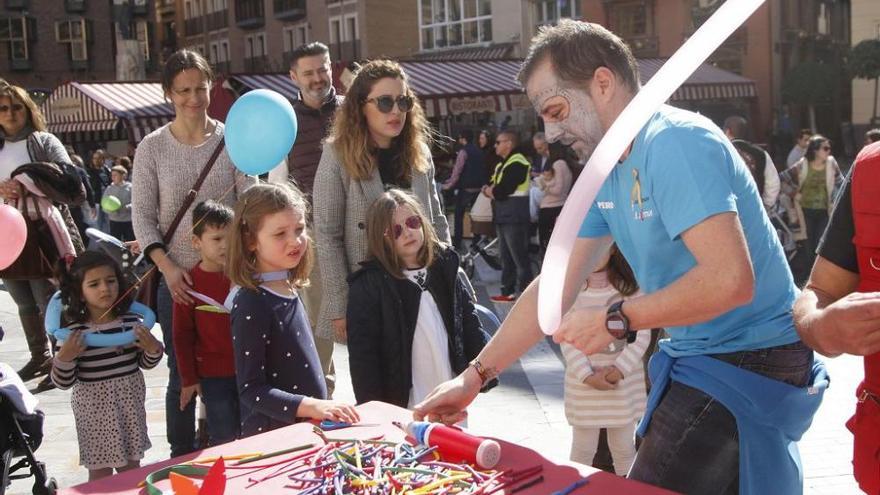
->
xmin=604 ymin=366 xmax=623 ymax=384
xmin=583 ymin=366 xmax=617 ymax=390
xmin=56 ymin=330 xmax=87 ymax=362
xmin=134 ymin=325 xmax=163 ymax=355
xmin=300 ymin=398 xmax=360 ymax=423
xmin=180 ymin=384 xmax=202 ymax=411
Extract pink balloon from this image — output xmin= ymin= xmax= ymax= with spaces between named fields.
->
xmin=0 ymin=205 xmax=26 ymax=270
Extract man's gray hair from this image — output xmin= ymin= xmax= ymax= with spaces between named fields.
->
xmin=517 ymin=19 xmax=640 ymax=93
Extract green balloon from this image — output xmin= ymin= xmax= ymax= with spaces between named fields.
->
xmin=101 ymin=195 xmax=122 ymax=213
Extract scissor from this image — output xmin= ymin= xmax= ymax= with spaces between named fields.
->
xmin=319 ymin=420 xmax=381 ymax=431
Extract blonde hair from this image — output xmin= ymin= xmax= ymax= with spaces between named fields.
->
xmin=365 ymin=189 xmax=441 ymax=279
xmin=327 ymin=60 xmax=432 ymax=182
xmin=0 ymin=83 xmax=46 ymax=132
xmin=227 ymin=182 xmax=314 ymax=291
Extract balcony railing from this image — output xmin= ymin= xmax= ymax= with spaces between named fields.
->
xmin=236 ymin=0 xmax=265 ymax=29
xmin=206 ymin=11 xmax=229 ymax=31
xmin=10 ymin=58 xmax=32 ymax=71
xmin=243 ymin=56 xmax=271 ymax=73
xmin=132 ymin=1 xmax=148 ymax=15
xmin=212 ymin=61 xmax=231 ymax=75
xmin=184 ymin=17 xmax=204 ymax=36
xmin=65 ymin=0 xmax=86 ymax=12
xmin=329 ymin=40 xmax=361 ymax=62
xmin=5 ymin=0 xmax=28 ymax=9
xmin=274 ymin=0 xmax=306 ymax=21
xmin=624 ymin=35 xmax=658 ymax=57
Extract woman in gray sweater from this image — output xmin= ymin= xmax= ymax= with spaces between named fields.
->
xmin=131 ymin=49 xmax=246 ymax=457
xmin=314 ymin=60 xmax=450 ymax=346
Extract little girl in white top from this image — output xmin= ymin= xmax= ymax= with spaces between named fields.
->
xmin=562 ymin=244 xmax=649 ymax=476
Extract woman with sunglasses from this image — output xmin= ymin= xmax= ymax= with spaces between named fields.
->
xmin=346 ymin=189 xmax=491 ymax=407
xmin=785 ymin=134 xmax=842 ymax=283
xmin=0 ymin=81 xmax=85 ymax=389
xmin=314 ymin=60 xmax=450 ymax=345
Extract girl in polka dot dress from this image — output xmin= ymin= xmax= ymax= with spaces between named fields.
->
xmin=50 ymin=251 xmax=164 ymax=481
xmin=226 ymin=183 xmax=359 ymax=438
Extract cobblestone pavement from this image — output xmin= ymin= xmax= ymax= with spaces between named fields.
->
xmin=0 ymin=259 xmax=864 ymax=493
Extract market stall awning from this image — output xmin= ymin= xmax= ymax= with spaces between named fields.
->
xmin=41 ymin=82 xmax=174 ymax=143
xmin=231 ymin=58 xmax=756 ymax=119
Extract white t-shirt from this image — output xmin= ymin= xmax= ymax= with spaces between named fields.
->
xmin=404 ymin=267 xmax=454 ymax=408
xmin=0 ymin=140 xmax=30 ymax=180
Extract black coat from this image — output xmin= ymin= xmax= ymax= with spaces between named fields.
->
xmin=346 ymin=247 xmax=493 ymax=407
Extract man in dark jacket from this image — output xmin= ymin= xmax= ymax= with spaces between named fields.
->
xmin=268 ymin=41 xmax=342 ymax=396
xmin=483 ymin=130 xmax=532 ymax=303
xmin=442 ymin=129 xmax=487 ymax=250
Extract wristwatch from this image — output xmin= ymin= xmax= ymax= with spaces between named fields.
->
xmin=606 ymin=300 xmax=636 ymax=343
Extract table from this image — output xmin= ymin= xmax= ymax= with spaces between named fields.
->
xmin=60 ymin=402 xmax=676 ymax=494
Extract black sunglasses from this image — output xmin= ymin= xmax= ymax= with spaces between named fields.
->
xmin=364 ymin=95 xmax=414 ymax=114
xmin=0 ymin=104 xmax=24 ymax=113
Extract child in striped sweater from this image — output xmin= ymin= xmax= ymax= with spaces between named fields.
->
xmin=562 ymin=244 xmax=649 ymax=476
xmin=51 ymin=251 xmax=164 ymax=481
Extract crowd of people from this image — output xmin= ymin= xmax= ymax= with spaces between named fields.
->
xmin=0 ymin=17 xmax=879 ymax=494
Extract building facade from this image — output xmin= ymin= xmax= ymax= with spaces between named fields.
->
xmin=851 ymin=0 xmax=880 ymax=127
xmin=0 ymin=0 xmax=159 ymax=90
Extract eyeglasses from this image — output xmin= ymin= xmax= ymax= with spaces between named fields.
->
xmin=0 ymin=104 xmax=24 ymax=113
xmin=364 ymin=95 xmax=414 ymax=114
xmin=388 ymin=215 xmax=422 ymax=239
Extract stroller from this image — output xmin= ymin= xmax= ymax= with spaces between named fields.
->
xmin=0 ymin=363 xmax=56 ymax=495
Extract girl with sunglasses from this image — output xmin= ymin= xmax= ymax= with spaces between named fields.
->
xmin=314 ymin=60 xmax=450 ymax=347
xmin=347 ymin=189 xmax=492 ymax=408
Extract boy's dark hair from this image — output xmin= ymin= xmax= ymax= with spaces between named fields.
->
xmin=192 ymin=200 xmax=234 ymax=237
xmin=866 ymin=128 xmax=880 ymax=144
xmin=289 ymin=42 xmax=330 ymax=69
xmin=458 ymin=129 xmax=474 ymax=143
xmin=798 ymin=129 xmax=813 ymax=140
xmin=55 ymin=250 xmax=133 ymax=325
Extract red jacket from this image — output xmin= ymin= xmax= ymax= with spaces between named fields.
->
xmin=849 ymin=141 xmax=880 ymax=493
xmin=172 ymin=263 xmax=235 ymax=387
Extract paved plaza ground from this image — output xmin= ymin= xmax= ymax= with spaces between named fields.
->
xmin=0 ymin=258 xmax=865 ymax=494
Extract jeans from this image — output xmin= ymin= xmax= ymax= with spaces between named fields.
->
xmin=452 ymin=190 xmax=480 ymax=249
xmin=157 ymin=278 xmax=196 ymax=457
xmin=538 ymin=206 xmax=563 ymax=254
xmin=200 ymin=376 xmax=241 ymax=446
xmin=628 ymin=341 xmax=813 ymax=494
xmin=495 ymin=222 xmax=532 ymax=295
xmin=3 ymin=278 xmax=53 ymax=359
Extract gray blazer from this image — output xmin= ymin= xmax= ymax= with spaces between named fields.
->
xmin=313 ymin=141 xmax=450 ymax=340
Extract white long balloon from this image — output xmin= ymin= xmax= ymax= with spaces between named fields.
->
xmin=538 ymin=0 xmax=767 ymax=334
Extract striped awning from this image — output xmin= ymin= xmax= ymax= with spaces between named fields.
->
xmin=638 ymin=58 xmax=758 ymax=101
xmin=413 ymin=43 xmax=516 ymax=61
xmin=230 ymin=57 xmax=757 ymax=119
xmin=41 ymin=81 xmax=174 ymax=143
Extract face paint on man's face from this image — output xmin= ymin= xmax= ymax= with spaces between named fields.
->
xmin=531 ymin=83 xmax=604 ymax=160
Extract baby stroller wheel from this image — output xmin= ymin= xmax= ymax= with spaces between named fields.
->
xmin=31 ymin=473 xmax=56 ymax=495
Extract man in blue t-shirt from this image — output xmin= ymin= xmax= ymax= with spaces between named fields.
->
xmin=414 ymin=20 xmax=815 ymax=493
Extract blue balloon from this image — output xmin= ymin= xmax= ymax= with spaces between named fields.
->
xmin=225 ymin=89 xmax=298 ymax=176
xmin=45 ymin=291 xmax=157 ymax=347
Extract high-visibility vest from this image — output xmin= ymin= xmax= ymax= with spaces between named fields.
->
xmin=491 ymin=152 xmax=531 ymax=197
